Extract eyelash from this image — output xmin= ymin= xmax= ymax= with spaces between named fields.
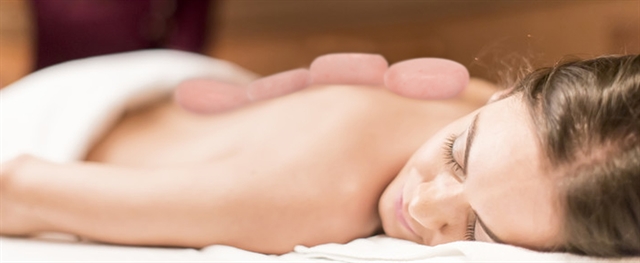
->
xmin=443 ymin=134 xmax=463 ymax=173
xmin=443 ymin=134 xmax=476 ymax=241
xmin=465 ymin=216 xmax=477 ymax=241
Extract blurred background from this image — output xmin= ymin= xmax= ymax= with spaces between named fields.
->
xmin=0 ymin=0 xmax=638 ymax=88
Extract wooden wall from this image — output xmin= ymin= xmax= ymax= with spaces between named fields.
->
xmin=208 ymin=0 xmax=640 ymax=81
xmin=1 ymin=0 xmax=638 ymax=87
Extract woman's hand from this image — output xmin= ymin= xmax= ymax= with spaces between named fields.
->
xmin=0 ymin=154 xmax=50 ymax=237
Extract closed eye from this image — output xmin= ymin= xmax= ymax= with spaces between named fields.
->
xmin=443 ymin=113 xmax=481 ymax=241
xmin=443 ymin=133 xmax=464 ymax=180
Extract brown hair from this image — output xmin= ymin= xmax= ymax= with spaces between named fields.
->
xmin=510 ymin=54 xmax=640 ymax=257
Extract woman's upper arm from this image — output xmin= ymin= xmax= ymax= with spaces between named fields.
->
xmin=1 ymin=155 xmax=232 ymax=247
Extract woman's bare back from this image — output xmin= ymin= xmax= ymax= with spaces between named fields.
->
xmin=81 ymin=83 xmax=490 ymax=252
xmin=87 ymin=84 xmax=487 ymax=167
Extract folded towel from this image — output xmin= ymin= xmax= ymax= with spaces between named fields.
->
xmin=0 ymin=49 xmax=257 ymax=163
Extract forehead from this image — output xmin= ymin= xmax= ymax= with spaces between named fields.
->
xmin=465 ymin=97 xmax=561 ymax=248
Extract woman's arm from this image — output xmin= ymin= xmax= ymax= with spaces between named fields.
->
xmin=0 ymin=154 xmax=370 ymax=253
xmin=1 ymin=155 xmax=231 ymax=248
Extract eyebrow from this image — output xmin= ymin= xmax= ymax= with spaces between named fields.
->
xmin=462 ymin=113 xmax=506 ymax=244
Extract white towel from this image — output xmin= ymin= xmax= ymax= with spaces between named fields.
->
xmin=294 ymin=235 xmax=630 ymax=262
xmin=0 ymin=49 xmax=257 ymax=164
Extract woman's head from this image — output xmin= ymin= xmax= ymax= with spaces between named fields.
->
xmin=511 ymin=54 xmax=640 ymax=256
xmin=378 ymin=54 xmax=640 ymax=257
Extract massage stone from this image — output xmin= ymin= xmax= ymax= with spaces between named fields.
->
xmin=174 ymin=53 xmax=469 ymax=114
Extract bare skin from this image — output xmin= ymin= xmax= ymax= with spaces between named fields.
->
xmin=0 ymin=80 xmax=496 ymax=254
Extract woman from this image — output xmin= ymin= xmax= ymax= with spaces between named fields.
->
xmin=1 ymin=54 xmax=638 ymax=257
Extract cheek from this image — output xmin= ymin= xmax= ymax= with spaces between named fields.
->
xmin=382 ymin=110 xmax=479 ymax=214
xmin=406 ymin=142 xmax=442 ymax=183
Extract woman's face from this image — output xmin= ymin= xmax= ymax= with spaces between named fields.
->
xmin=379 ymin=95 xmax=563 ymax=250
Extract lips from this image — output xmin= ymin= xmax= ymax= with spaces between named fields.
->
xmin=395 ymin=192 xmax=418 ymax=236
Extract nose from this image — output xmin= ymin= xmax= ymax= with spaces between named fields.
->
xmin=408 ymin=173 xmax=468 ymax=243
